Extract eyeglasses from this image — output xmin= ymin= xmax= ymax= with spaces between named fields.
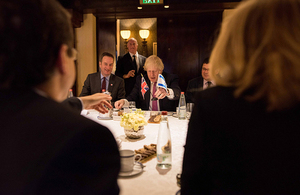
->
xmin=68 ymin=47 xmax=77 ymax=61
xmin=71 ymin=48 xmax=77 ymax=60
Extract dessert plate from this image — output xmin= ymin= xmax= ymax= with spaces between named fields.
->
xmin=97 ymin=116 xmax=112 ymax=120
xmin=119 ymin=162 xmax=143 ymax=177
xmin=172 ymin=112 xmax=178 ymax=118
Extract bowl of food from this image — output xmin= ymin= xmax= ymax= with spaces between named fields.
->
xmin=120 ymin=109 xmax=147 ymax=139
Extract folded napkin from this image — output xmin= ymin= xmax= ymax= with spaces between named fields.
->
xmin=81 ymin=109 xmax=90 ymax=116
xmin=116 ymin=138 xmax=122 ymax=149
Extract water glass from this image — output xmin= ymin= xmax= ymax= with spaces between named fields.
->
xmin=123 ymin=106 xmax=130 ymax=113
xmin=186 ymin=103 xmax=194 ymax=119
xmin=186 ymin=103 xmax=194 ymax=113
xmin=129 ymin=101 xmax=136 ymax=109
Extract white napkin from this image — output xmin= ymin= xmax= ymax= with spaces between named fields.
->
xmin=81 ymin=109 xmax=90 ymax=116
xmin=116 ymin=138 xmax=122 ymax=149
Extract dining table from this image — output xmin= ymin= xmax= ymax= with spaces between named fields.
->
xmin=82 ymin=109 xmax=189 ymax=195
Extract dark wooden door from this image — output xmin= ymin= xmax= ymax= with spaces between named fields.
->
xmin=157 ymin=12 xmax=222 ymax=92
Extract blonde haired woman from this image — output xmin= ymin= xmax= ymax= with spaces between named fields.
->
xmin=181 ymin=0 xmax=300 ymax=194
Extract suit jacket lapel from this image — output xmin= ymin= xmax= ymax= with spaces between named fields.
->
xmin=108 ymin=74 xmax=114 ymax=93
xmin=126 ymin=53 xmax=136 ymax=72
xmin=96 ymin=72 xmax=102 ymax=93
xmin=138 ymin=56 xmax=144 ymax=74
xmin=199 ymin=78 xmax=204 ymax=90
xmin=142 ymin=75 xmax=151 ymax=109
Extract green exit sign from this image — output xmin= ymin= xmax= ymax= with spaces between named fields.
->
xmin=140 ymin=0 xmax=164 ymax=5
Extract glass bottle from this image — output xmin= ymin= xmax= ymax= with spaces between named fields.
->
xmin=157 ymin=111 xmax=172 ymax=169
xmin=68 ymin=89 xmax=73 ymax=98
xmin=178 ymin=92 xmax=186 ymax=120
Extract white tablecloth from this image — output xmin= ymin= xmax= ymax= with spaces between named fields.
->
xmin=83 ymin=110 xmax=189 ymax=195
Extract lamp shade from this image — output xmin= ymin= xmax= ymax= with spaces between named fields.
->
xmin=121 ymin=30 xmax=131 ymax=39
xmin=139 ymin=30 xmax=150 ymax=39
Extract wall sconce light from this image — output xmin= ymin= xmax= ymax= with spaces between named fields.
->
xmin=120 ymin=30 xmax=131 ymax=52
xmin=139 ymin=30 xmax=150 ymax=40
xmin=139 ymin=30 xmax=150 ymax=57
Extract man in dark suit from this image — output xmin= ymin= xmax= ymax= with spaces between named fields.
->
xmin=115 ymin=55 xmax=181 ymax=111
xmin=115 ymin=38 xmax=146 ymax=96
xmin=80 ymin=52 xmax=125 ymax=104
xmin=0 ymin=0 xmax=120 ymax=194
xmin=186 ymin=57 xmax=215 ymax=103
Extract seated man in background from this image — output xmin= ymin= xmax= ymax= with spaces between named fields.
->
xmin=185 ymin=57 xmax=215 ymax=103
xmin=115 ymin=55 xmax=181 ymax=111
xmin=0 ymin=0 xmax=120 ymax=194
xmin=80 ymin=52 xmax=125 ymax=104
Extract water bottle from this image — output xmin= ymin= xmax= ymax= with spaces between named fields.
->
xmin=157 ymin=111 xmax=172 ymax=169
xmin=68 ymin=89 xmax=73 ymax=98
xmin=178 ymin=92 xmax=186 ymax=120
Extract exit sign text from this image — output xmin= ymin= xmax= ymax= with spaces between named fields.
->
xmin=140 ymin=0 xmax=164 ymax=5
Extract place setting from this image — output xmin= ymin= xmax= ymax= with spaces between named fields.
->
xmin=119 ymin=149 xmax=144 ymax=178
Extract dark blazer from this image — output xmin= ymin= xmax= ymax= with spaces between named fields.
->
xmin=186 ymin=76 xmax=204 ymax=103
xmin=115 ymin=53 xmax=146 ymax=96
xmin=0 ymin=89 xmax=120 ymax=195
xmin=61 ymin=97 xmax=83 ymax=114
xmin=79 ymin=72 xmax=125 ymax=103
xmin=126 ymin=72 xmax=181 ymax=111
xmin=181 ymin=86 xmax=300 ymax=194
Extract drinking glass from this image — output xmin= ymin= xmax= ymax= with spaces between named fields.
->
xmin=186 ymin=103 xmax=194 ymax=119
xmin=186 ymin=103 xmax=194 ymax=113
xmin=129 ymin=101 xmax=136 ymax=109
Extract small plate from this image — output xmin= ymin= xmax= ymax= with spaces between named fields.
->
xmin=97 ymin=116 xmax=112 ymax=120
xmin=119 ymin=162 xmax=143 ymax=177
xmin=113 ymin=115 xmax=121 ymax=121
xmin=172 ymin=112 xmax=178 ymax=118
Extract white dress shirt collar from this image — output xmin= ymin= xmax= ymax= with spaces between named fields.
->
xmin=101 ymin=73 xmax=111 ymax=81
xmin=203 ymin=79 xmax=215 ymax=89
xmin=129 ymin=52 xmax=139 ymax=58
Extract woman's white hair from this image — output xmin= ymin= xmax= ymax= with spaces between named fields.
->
xmin=210 ymin=0 xmax=300 ymax=111
xmin=144 ymin=55 xmax=164 ymax=73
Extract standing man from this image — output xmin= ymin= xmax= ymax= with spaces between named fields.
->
xmin=115 ymin=55 xmax=181 ymax=111
xmin=186 ymin=58 xmax=215 ymax=103
xmin=116 ymin=38 xmax=146 ymax=96
xmin=80 ymin=52 xmax=125 ymax=104
xmin=0 ymin=0 xmax=120 ymax=194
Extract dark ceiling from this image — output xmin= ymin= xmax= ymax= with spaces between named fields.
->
xmin=59 ymin=0 xmax=241 ymax=19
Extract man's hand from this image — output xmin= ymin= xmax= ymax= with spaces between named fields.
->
xmin=114 ymin=99 xmax=125 ymax=109
xmin=79 ymin=93 xmax=112 ymax=114
xmin=123 ymin=70 xmax=135 ymax=79
xmin=154 ymin=88 xmax=168 ymax=100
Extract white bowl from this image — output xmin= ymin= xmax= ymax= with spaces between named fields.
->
xmin=124 ymin=126 xmax=144 ymax=139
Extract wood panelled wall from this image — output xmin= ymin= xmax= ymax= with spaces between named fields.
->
xmin=96 ymin=19 xmax=116 ymax=72
xmin=157 ymin=12 xmax=223 ymax=92
xmin=96 ymin=12 xmax=222 ymax=92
